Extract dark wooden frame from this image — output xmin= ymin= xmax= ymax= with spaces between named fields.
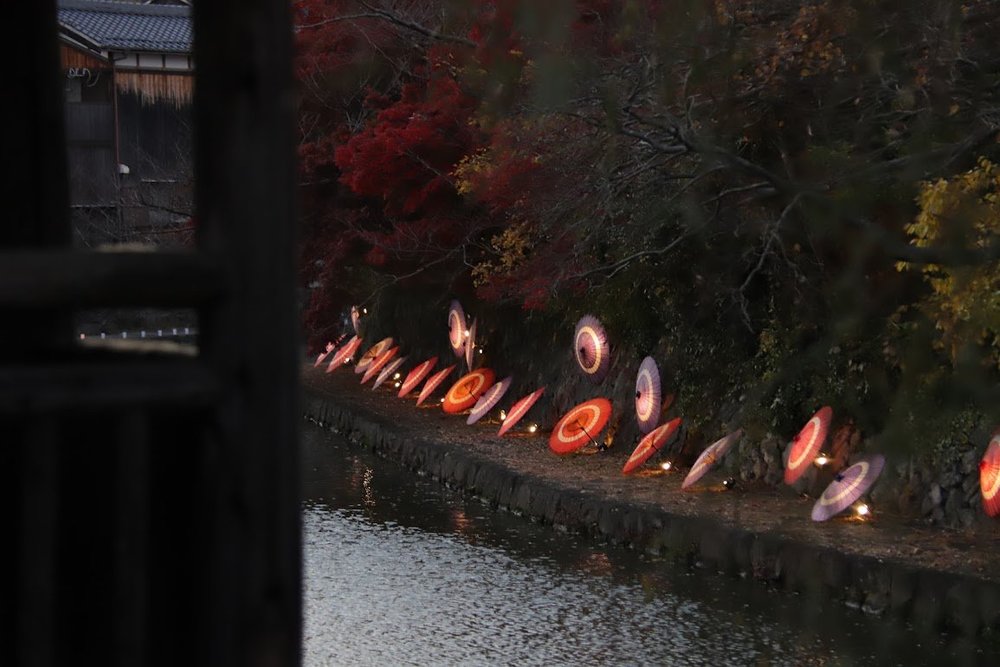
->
xmin=4 ymin=2 xmax=300 ymax=665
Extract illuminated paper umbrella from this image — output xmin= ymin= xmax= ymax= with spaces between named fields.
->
xmin=313 ymin=341 xmax=335 ymax=367
xmin=682 ymin=429 xmax=743 ymax=489
xmin=498 ymin=387 xmax=545 ymax=437
xmin=361 ymin=346 xmax=398 ymax=384
xmin=443 ymin=368 xmax=495 ymax=414
xmin=811 ymin=454 xmax=886 ymax=522
xmin=351 ymin=306 xmax=361 ymax=334
xmin=465 ymin=318 xmax=478 ymax=372
xmin=550 ymin=398 xmax=612 ymax=455
xmin=574 ymin=315 xmax=610 ymax=382
xmin=326 ymin=336 xmax=362 ymax=373
xmin=784 ymin=406 xmax=833 ymax=485
xmin=399 ymin=357 xmax=437 ymax=398
xmin=980 ymin=431 xmax=1000 ymax=518
xmin=372 ymin=356 xmax=406 ymax=391
xmin=416 ymin=365 xmax=456 ymax=406
xmin=448 ymin=300 xmax=466 ymax=357
xmin=622 ymin=417 xmax=682 ymax=474
xmin=635 ymin=356 xmax=662 ymax=434
xmin=467 ymin=376 xmax=513 ymax=425
xmin=355 ymin=337 xmax=393 ymax=375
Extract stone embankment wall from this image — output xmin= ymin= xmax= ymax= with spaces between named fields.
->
xmin=302 ymin=384 xmax=1000 ymax=639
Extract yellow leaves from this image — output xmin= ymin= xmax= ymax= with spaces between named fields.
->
xmin=453 ymin=149 xmax=490 ymax=196
xmin=471 ymin=222 xmax=533 ymax=287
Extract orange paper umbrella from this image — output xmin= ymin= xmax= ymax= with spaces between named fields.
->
xmin=399 ymin=357 xmax=437 ymax=398
xmin=448 ymin=300 xmax=466 ymax=357
xmin=372 ymin=356 xmax=406 ymax=391
xmin=465 ymin=318 xmax=478 ymax=372
xmin=313 ymin=340 xmax=335 ymax=367
xmin=812 ymin=454 xmax=885 ymax=521
xmin=550 ymin=398 xmax=612 ymax=455
xmin=682 ymin=429 xmax=742 ymax=489
xmin=498 ymin=387 xmax=546 ymax=437
xmin=635 ymin=356 xmax=661 ymax=434
xmin=443 ymin=368 xmax=495 ymax=414
xmin=351 ymin=305 xmax=361 ymax=334
xmin=355 ymin=337 xmax=393 ymax=375
xmin=980 ymin=431 xmax=1000 ymax=518
xmin=784 ymin=406 xmax=833 ymax=485
xmin=416 ymin=365 xmax=456 ymax=406
xmin=326 ymin=335 xmax=362 ymax=373
xmin=360 ymin=345 xmax=398 ymax=384
xmin=622 ymin=417 xmax=681 ymax=474
xmin=574 ymin=315 xmax=610 ymax=382
xmin=467 ymin=376 xmax=512 ymax=425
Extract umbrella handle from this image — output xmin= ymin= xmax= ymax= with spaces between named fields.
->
xmin=576 ymin=419 xmax=603 ymax=451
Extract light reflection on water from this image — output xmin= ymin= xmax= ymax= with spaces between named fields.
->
xmin=302 ymin=424 xmax=987 ymax=667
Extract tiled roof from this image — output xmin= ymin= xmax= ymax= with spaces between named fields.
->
xmin=58 ymin=0 xmax=192 ymax=54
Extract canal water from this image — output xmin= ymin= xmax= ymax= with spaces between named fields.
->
xmin=302 ymin=424 xmax=989 ymax=666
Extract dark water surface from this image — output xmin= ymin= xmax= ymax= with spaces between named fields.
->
xmin=301 ymin=424 xmax=989 ymax=666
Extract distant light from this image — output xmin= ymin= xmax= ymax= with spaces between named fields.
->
xmin=478 ymin=347 xmax=484 ymax=354
xmin=527 ymin=423 xmax=538 ymax=433
xmin=499 ymin=409 xmax=507 ymax=421
xmin=362 ymin=307 xmax=368 ymax=314
xmin=855 ymin=503 xmax=870 ymax=517
xmin=814 ymin=454 xmax=830 ymax=467
xmin=79 ymin=333 xmax=85 ymax=340
xmin=660 ymin=461 xmax=672 ymax=471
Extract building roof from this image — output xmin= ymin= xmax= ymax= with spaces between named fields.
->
xmin=58 ymin=0 xmax=192 ymax=54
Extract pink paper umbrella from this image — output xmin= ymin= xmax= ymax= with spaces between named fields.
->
xmin=574 ymin=315 xmax=609 ymax=383
xmin=448 ymin=300 xmax=466 ymax=357
xmin=498 ymin=387 xmax=545 ymax=437
xmin=372 ymin=356 xmax=407 ymax=391
xmin=465 ymin=318 xmax=478 ymax=372
xmin=416 ymin=365 xmax=456 ymax=406
xmin=980 ymin=430 xmax=1000 ymax=518
xmin=467 ymin=376 xmax=513 ymax=425
xmin=313 ymin=340 xmax=335 ymax=367
xmin=326 ymin=335 xmax=362 ymax=372
xmin=682 ymin=429 xmax=742 ymax=489
xmin=399 ymin=357 xmax=437 ymax=398
xmin=784 ymin=406 xmax=833 ymax=485
xmin=635 ymin=356 xmax=661 ymax=434
xmin=622 ymin=418 xmax=682 ymax=474
xmin=811 ymin=454 xmax=885 ymax=521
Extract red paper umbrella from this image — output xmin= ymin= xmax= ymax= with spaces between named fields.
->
xmin=416 ymin=365 xmax=456 ymax=406
xmin=360 ymin=345 xmax=398 ymax=384
xmin=980 ymin=431 xmax=1000 ymax=518
xmin=351 ymin=306 xmax=361 ymax=334
xmin=355 ymin=337 xmax=393 ymax=375
xmin=467 ymin=376 xmax=512 ymax=425
xmin=811 ymin=454 xmax=886 ymax=521
xmin=635 ymin=356 xmax=661 ymax=434
xmin=550 ymin=398 xmax=613 ymax=455
xmin=372 ymin=356 xmax=407 ymax=391
xmin=574 ymin=315 xmax=610 ymax=382
xmin=682 ymin=429 xmax=743 ymax=489
xmin=622 ymin=417 xmax=682 ymax=474
xmin=448 ymin=300 xmax=466 ymax=357
xmin=465 ymin=318 xmax=478 ymax=372
xmin=398 ymin=357 xmax=437 ymax=398
xmin=443 ymin=368 xmax=495 ymax=414
xmin=326 ymin=336 xmax=362 ymax=373
xmin=313 ymin=340 xmax=335 ymax=367
xmin=498 ymin=387 xmax=546 ymax=437
xmin=784 ymin=406 xmax=833 ymax=485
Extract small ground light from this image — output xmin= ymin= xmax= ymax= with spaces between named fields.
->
xmin=855 ymin=503 xmax=870 ymax=517
xmin=393 ymin=372 xmax=401 ymax=380
xmin=499 ymin=409 xmax=507 ymax=421
xmin=463 ymin=329 xmax=470 ymax=338
xmin=814 ymin=454 xmax=830 ymax=467
xmin=394 ymin=381 xmax=401 ymax=388
xmin=660 ymin=461 xmax=672 ymax=471
xmin=79 ymin=333 xmax=85 ymax=339
xmin=362 ymin=308 xmax=368 ymax=314
xmin=440 ymin=397 xmax=445 ymax=403
xmin=722 ymin=478 xmax=736 ymax=489
xmin=527 ymin=423 xmax=538 ymax=433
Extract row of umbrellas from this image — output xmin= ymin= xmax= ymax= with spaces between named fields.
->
xmin=320 ymin=304 xmax=1000 ymax=523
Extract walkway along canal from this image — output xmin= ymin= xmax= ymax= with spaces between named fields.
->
xmin=302 ymin=366 xmax=1000 ymax=662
